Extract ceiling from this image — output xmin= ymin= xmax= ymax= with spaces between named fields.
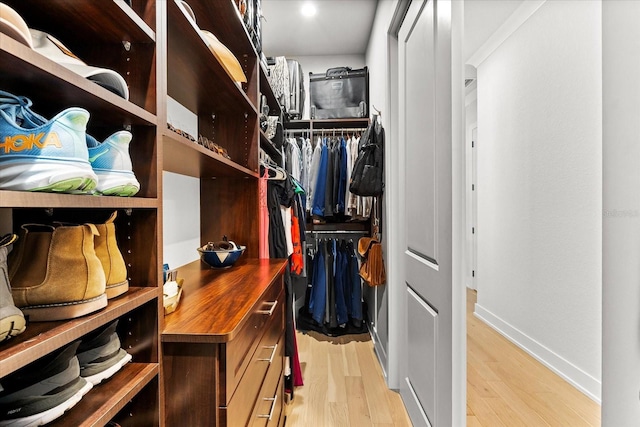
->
xmin=261 ymin=0 xmax=378 ymax=57
xmin=261 ymin=0 xmax=525 ymax=62
xmin=464 ymin=0 xmax=524 ymax=63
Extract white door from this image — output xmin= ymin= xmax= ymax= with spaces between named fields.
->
xmin=399 ymin=0 xmax=454 ymax=425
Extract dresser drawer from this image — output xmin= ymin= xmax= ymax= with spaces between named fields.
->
xmin=250 ymin=334 xmax=285 ymax=427
xmin=221 ymin=278 xmax=283 ymax=403
xmin=220 ymin=307 xmax=284 ymax=425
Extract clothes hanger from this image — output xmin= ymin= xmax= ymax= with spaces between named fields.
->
xmin=258 ymin=148 xmax=286 ymax=180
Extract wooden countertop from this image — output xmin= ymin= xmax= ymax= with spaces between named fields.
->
xmin=162 ymin=258 xmax=287 ymax=343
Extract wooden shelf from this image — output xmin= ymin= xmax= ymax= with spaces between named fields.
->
xmin=162 ymin=130 xmax=258 ymax=178
xmin=0 ymin=287 xmax=159 ymax=377
xmin=0 ymin=191 xmax=159 ymax=209
xmin=47 ymin=363 xmax=159 ymax=427
xmin=286 ymin=118 xmax=370 ymax=130
xmin=307 ymin=221 xmax=370 ymax=232
xmin=285 ymin=119 xmax=311 ymax=129
xmin=3 ymin=0 xmax=156 ymax=44
xmin=0 ymin=37 xmax=157 ymax=127
xmin=167 ymin=0 xmax=257 ymax=116
xmin=162 ymin=259 xmax=287 ymax=343
xmin=259 ymin=129 xmax=282 ymax=162
xmin=186 ymin=0 xmax=256 ymax=58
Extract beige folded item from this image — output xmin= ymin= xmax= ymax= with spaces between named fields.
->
xmin=0 ymin=3 xmax=32 ymax=47
xmin=201 ymin=30 xmax=247 ymax=83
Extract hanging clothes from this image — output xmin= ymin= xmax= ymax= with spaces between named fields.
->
xmin=344 ymin=136 xmax=353 ymax=215
xmin=301 ymin=137 xmax=312 ymax=206
xmin=285 ymin=137 xmax=302 ymax=182
xmin=298 ymin=237 xmax=367 ymax=336
xmin=259 ymin=168 xmax=269 ymax=259
xmin=307 ymin=137 xmax=322 ymax=211
xmin=323 ymin=138 xmax=335 ymax=219
xmin=311 ymin=139 xmax=328 ymax=217
xmin=347 ymin=135 xmax=360 ymax=217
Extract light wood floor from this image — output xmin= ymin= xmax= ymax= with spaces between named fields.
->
xmin=287 ymin=290 xmax=601 ymax=426
xmin=287 ymin=330 xmax=412 ymax=426
xmin=467 ymin=289 xmax=601 ymax=426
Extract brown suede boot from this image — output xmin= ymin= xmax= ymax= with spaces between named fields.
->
xmin=9 ymin=223 xmax=107 ymax=321
xmin=95 ymin=211 xmax=129 ymax=299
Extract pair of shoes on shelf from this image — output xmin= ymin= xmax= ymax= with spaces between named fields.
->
xmin=0 ymin=320 xmax=131 ymax=426
xmin=7 ymin=211 xmax=129 ymax=322
xmin=0 ymin=234 xmax=25 ymax=342
xmin=0 ymin=90 xmax=139 ymax=196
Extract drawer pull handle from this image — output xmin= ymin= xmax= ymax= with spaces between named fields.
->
xmin=258 ymin=394 xmax=278 ymax=420
xmin=257 ymin=300 xmax=278 ymax=316
xmin=258 ymin=344 xmax=278 ymax=363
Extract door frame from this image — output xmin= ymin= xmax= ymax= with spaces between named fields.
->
xmin=386 ymin=0 xmax=466 ymax=424
xmin=466 ymin=124 xmax=478 ymax=290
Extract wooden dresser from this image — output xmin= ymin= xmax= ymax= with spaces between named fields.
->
xmin=162 ymin=259 xmax=287 ymax=426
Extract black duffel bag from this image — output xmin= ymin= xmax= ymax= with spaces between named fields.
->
xmin=310 ymin=67 xmax=369 ymax=119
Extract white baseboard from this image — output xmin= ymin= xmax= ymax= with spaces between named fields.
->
xmin=474 ymin=303 xmax=601 ymax=403
xmin=371 ymin=326 xmax=388 ymax=381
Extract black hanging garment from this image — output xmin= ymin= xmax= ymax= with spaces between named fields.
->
xmin=349 ymin=117 xmax=384 ymax=197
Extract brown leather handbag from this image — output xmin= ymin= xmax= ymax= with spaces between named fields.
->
xmin=358 ymin=237 xmax=386 ymax=286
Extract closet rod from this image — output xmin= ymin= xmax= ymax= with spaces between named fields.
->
xmin=316 ymin=128 xmax=368 ymax=132
xmin=305 ymin=230 xmax=368 ymax=235
xmin=285 ymin=128 xmax=368 ymax=132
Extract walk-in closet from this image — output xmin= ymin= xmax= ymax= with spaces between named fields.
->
xmin=3 ymin=0 xmax=637 ymax=426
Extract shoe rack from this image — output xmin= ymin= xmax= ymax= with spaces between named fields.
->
xmin=0 ymin=1 xmax=161 ymax=426
xmin=1 ymin=0 xmax=286 ymax=425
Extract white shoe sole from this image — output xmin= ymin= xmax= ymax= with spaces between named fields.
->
xmin=83 ymin=352 xmax=132 ymax=386
xmin=0 ymin=159 xmax=97 ymax=193
xmin=0 ymin=380 xmax=92 ymax=427
xmin=95 ymin=170 xmax=140 ymax=196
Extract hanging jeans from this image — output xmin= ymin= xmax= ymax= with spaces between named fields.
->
xmin=334 ymin=242 xmax=349 ymax=326
xmin=348 ymin=241 xmax=363 ymax=326
xmin=309 ymin=241 xmax=327 ymax=324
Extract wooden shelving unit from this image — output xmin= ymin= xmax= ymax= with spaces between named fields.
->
xmin=0 ymin=0 xmax=288 ymax=425
xmin=0 ymin=0 xmax=161 ymax=425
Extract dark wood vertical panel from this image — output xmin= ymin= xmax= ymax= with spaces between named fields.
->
xmin=200 ymin=177 xmax=259 ymax=258
xmin=112 ymin=376 xmax=160 ymax=427
xmin=163 ymin=343 xmax=219 ymax=426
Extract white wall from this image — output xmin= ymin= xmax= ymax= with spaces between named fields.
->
xmin=602 ymin=2 xmax=640 ymax=425
xmin=364 ymin=0 xmax=397 ymax=384
xmin=162 ymin=171 xmax=201 ymax=268
xmin=163 ymin=97 xmax=201 ymax=269
xmin=475 ymin=0 xmax=602 ymax=401
xmin=287 ymin=54 xmax=365 ymax=120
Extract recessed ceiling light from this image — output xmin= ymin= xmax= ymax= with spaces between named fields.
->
xmin=301 ymin=2 xmax=317 ymax=18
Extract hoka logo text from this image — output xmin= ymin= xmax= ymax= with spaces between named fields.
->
xmin=0 ymin=132 xmax=62 ymax=153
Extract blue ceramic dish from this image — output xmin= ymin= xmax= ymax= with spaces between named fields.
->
xmin=197 ymin=241 xmax=246 ymax=269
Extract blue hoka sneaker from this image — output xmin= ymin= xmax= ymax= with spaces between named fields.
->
xmin=86 ymin=131 xmax=140 ymax=196
xmin=0 ymin=91 xmax=98 ymax=193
